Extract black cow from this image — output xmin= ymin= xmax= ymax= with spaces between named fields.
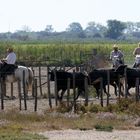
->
xmin=115 ymin=65 xmax=140 ymax=95
xmin=49 ymin=70 xmax=89 ymax=101
xmin=88 ymin=68 xmax=124 ymax=98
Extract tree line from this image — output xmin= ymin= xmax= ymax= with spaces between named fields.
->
xmin=1 ymin=19 xmax=140 ymax=42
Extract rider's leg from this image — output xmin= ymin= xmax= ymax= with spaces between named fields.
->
xmin=132 ymin=62 xmax=136 ymax=68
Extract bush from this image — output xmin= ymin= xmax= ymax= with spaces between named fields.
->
xmin=94 ymin=124 xmax=113 ymax=132
xmin=88 ymin=104 xmax=102 ymax=113
xmin=128 ymin=103 xmax=140 ymax=116
xmin=56 ymin=102 xmax=72 ymax=113
xmin=116 ymin=98 xmax=133 ymax=112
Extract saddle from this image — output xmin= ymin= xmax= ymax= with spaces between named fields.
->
xmin=0 ymin=63 xmax=18 ymax=79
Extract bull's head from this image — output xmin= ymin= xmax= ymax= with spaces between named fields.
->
xmin=115 ymin=64 xmax=127 ymax=76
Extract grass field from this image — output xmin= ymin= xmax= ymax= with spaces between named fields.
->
xmin=0 ymin=42 xmax=137 ymax=66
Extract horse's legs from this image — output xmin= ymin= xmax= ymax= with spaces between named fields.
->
xmin=59 ymin=90 xmax=66 ymax=101
xmin=24 ymin=83 xmax=28 ymax=99
xmin=0 ymin=81 xmax=9 ymax=99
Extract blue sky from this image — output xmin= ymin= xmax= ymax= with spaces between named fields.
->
xmin=0 ymin=0 xmax=140 ymax=32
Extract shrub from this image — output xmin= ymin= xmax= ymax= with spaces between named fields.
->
xmin=88 ymin=104 xmax=102 ymax=113
xmin=103 ymin=104 xmax=116 ymax=112
xmin=116 ymin=98 xmax=133 ymax=112
xmin=94 ymin=124 xmax=113 ymax=132
xmin=56 ymin=102 xmax=72 ymax=113
xmin=128 ymin=103 xmax=140 ymax=116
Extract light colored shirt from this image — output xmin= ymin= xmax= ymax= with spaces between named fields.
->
xmin=110 ymin=50 xmax=124 ymax=60
xmin=133 ymin=47 xmax=140 ymax=55
xmin=6 ymin=52 xmax=16 ymax=64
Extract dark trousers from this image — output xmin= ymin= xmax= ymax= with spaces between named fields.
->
xmin=0 ymin=63 xmax=16 ymax=78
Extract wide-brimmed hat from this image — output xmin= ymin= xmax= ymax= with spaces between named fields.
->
xmin=7 ymin=47 xmax=13 ymax=52
xmin=113 ymin=44 xmax=118 ymax=49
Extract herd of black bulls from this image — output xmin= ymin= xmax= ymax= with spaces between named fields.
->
xmin=49 ymin=65 xmax=140 ymax=101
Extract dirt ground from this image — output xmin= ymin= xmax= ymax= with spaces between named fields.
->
xmin=39 ymin=129 xmax=140 ymax=140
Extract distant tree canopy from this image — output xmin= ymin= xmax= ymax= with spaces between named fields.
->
xmin=1 ymin=20 xmax=140 ymax=42
xmin=105 ymin=20 xmax=126 ymax=39
xmin=85 ymin=22 xmax=106 ymax=38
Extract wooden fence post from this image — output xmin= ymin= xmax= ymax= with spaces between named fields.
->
xmin=67 ymin=78 xmax=70 ymax=107
xmin=124 ymin=67 xmax=128 ymax=98
xmin=54 ymin=70 xmax=58 ymax=106
xmin=32 ymin=69 xmax=35 ymax=97
xmin=107 ymin=70 xmax=110 ymax=106
xmin=11 ymin=83 xmax=13 ymax=99
xmin=118 ymin=75 xmax=121 ymax=100
xmin=84 ymin=77 xmax=88 ymax=106
xmin=0 ymin=78 xmax=4 ymax=110
xmin=34 ymin=78 xmax=38 ymax=111
xmin=3 ymin=82 xmax=6 ymax=97
xmin=73 ymin=70 xmax=76 ymax=113
xmin=47 ymin=67 xmax=52 ymax=109
xmin=18 ymin=81 xmax=21 ymax=110
xmin=100 ymin=77 xmax=103 ymax=107
xmin=39 ymin=66 xmax=42 ymax=96
xmin=23 ymin=70 xmax=27 ymax=110
xmin=135 ymin=77 xmax=139 ymax=102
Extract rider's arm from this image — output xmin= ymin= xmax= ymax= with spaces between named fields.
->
xmin=110 ymin=51 xmax=113 ymax=60
xmin=1 ymin=58 xmax=7 ymax=63
xmin=1 ymin=54 xmax=11 ymax=64
xmin=133 ymin=48 xmax=137 ymax=56
xmin=118 ymin=50 xmax=124 ymax=59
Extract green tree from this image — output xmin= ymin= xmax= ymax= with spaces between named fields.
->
xmin=85 ymin=21 xmax=106 ymax=38
xmin=66 ymin=22 xmax=83 ymax=32
xmin=66 ymin=22 xmax=85 ymax=38
xmin=45 ymin=25 xmax=54 ymax=33
xmin=105 ymin=20 xmax=126 ymax=39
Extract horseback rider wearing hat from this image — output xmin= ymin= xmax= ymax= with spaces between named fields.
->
xmin=110 ymin=44 xmax=124 ymax=68
xmin=0 ymin=47 xmax=17 ymax=79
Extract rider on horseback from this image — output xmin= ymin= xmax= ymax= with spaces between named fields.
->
xmin=110 ymin=44 xmax=124 ymax=68
xmin=133 ymin=42 xmax=140 ymax=68
xmin=0 ymin=47 xmax=17 ymax=79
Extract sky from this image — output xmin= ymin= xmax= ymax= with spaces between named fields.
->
xmin=0 ymin=0 xmax=140 ymax=33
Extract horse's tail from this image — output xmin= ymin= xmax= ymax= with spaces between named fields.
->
xmin=27 ymin=67 xmax=34 ymax=91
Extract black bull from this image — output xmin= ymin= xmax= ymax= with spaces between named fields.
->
xmin=88 ymin=68 xmax=124 ymax=98
xmin=49 ymin=69 xmax=124 ymax=101
xmin=49 ymin=70 xmax=89 ymax=100
xmin=115 ymin=65 xmax=140 ymax=95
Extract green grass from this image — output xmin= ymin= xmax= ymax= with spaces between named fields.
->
xmin=0 ymin=124 xmax=48 ymax=140
xmin=0 ymin=131 xmax=47 ymax=140
xmin=0 ymin=42 xmax=137 ymax=66
xmin=94 ymin=124 xmax=113 ymax=132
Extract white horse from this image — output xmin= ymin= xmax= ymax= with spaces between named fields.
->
xmin=3 ymin=65 xmax=34 ymax=92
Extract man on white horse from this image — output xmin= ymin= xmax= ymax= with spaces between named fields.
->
xmin=0 ymin=47 xmax=17 ymax=79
